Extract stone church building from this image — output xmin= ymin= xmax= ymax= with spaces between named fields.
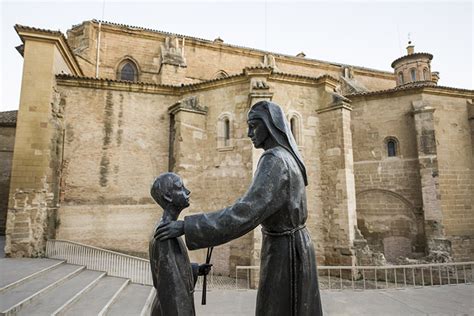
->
xmin=2 ymin=20 xmax=473 ymax=275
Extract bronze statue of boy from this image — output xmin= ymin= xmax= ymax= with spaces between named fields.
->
xmin=149 ymin=172 xmax=211 ymax=316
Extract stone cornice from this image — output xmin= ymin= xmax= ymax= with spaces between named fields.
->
xmin=316 ymin=102 xmax=352 ymax=114
xmin=56 ymin=70 xmax=338 ymax=94
xmin=168 ymin=96 xmax=208 ymax=115
xmin=15 ymin=25 xmax=83 ymax=76
xmin=269 ymin=72 xmax=340 ymax=89
xmin=347 ymin=83 xmax=474 ymax=101
xmin=56 ymin=74 xmax=179 ymax=95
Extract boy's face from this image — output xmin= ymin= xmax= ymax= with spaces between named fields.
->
xmin=169 ymin=176 xmax=191 ymax=209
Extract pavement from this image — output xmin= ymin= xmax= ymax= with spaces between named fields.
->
xmin=195 ymin=285 xmax=474 ymax=315
xmin=1 ymin=237 xmax=472 ymax=315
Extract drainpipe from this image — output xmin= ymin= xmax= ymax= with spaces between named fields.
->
xmin=95 ymin=21 xmax=102 ymax=78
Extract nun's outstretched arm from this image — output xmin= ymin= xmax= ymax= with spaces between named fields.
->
xmin=184 ymin=152 xmax=288 ymax=250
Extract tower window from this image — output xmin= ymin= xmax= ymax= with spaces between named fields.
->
xmin=423 ymin=68 xmax=429 ymax=80
xmin=398 ymin=72 xmax=404 ymax=85
xmin=410 ymin=68 xmax=417 ymax=82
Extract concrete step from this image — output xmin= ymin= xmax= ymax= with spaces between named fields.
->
xmin=0 ymin=263 xmax=84 ymax=314
xmin=60 ymin=276 xmax=129 ymax=316
xmin=0 ymin=258 xmax=64 ymax=290
xmin=16 ymin=269 xmax=105 ymax=316
xmin=106 ymin=283 xmax=154 ymax=316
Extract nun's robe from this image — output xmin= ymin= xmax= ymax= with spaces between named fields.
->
xmin=184 ymin=146 xmax=323 ymax=316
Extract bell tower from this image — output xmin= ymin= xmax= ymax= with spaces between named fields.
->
xmin=391 ymin=41 xmax=439 ymax=87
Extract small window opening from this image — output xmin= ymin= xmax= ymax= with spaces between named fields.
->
xmin=423 ymin=68 xmax=429 ymax=80
xmin=290 ymin=117 xmax=297 ymax=139
xmin=398 ymin=72 xmax=404 ymax=85
xmin=387 ymin=140 xmax=397 ymax=157
xmin=224 ymin=118 xmax=230 ymax=146
xmin=410 ymin=68 xmax=417 ymax=82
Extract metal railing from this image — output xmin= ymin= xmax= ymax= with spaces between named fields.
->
xmin=46 ymin=239 xmax=153 ymax=285
xmin=235 ymin=262 xmax=474 ymax=290
xmin=46 ymin=240 xmax=473 ymax=291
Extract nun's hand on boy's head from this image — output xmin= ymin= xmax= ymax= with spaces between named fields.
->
xmin=154 ymin=220 xmax=185 ymax=240
xmin=198 ymin=263 xmax=212 ymax=276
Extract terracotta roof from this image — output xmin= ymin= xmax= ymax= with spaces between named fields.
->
xmin=0 ymin=110 xmax=18 ymax=126
xmin=56 ymin=74 xmax=179 ymax=88
xmin=391 ymin=52 xmax=433 ymax=68
xmin=347 ymin=81 xmax=474 ymax=98
xmin=14 ymin=24 xmax=63 ymax=36
xmin=14 ymin=24 xmax=83 ymax=76
xmin=70 ymin=20 xmax=393 ymax=77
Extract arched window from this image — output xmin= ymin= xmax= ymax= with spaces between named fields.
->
xmin=290 ymin=117 xmax=297 ymax=138
xmin=423 ymin=68 xmax=429 ymax=80
xmin=287 ymin=111 xmax=303 ymax=146
xmin=214 ymin=70 xmax=229 ymax=79
xmin=116 ymin=58 xmax=139 ymax=82
xmin=385 ymin=137 xmax=399 ymax=157
xmin=398 ymin=72 xmax=404 ymax=85
xmin=217 ymin=112 xmax=233 ymax=149
xmin=410 ymin=68 xmax=417 ymax=82
xmin=224 ymin=118 xmax=230 ymax=146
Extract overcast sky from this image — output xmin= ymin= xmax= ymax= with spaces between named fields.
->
xmin=0 ymin=0 xmax=472 ymax=112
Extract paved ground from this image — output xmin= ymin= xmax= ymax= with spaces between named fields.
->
xmin=1 ymin=237 xmax=472 ymax=315
xmin=195 ymin=285 xmax=474 ymax=316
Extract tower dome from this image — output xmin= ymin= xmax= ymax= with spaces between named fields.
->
xmin=391 ymin=42 xmax=439 ymax=87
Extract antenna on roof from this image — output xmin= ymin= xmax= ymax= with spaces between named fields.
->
xmin=101 ymin=0 xmax=106 ymax=20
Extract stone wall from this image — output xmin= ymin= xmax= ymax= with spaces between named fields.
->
xmin=66 ymin=21 xmax=395 ymax=91
xmin=54 ymin=82 xmax=178 ymax=257
xmin=426 ymin=94 xmax=474 ymax=261
xmin=0 ymin=125 xmax=16 ymax=235
xmin=350 ymin=93 xmax=425 ymax=262
xmin=5 ymin=33 xmax=77 ymax=257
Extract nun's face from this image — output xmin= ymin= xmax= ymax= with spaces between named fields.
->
xmin=247 ymin=119 xmax=269 ymax=149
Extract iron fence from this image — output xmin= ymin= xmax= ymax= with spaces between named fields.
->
xmin=46 ymin=240 xmax=473 ymax=291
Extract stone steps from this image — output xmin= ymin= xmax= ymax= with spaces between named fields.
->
xmin=0 ymin=258 xmax=154 ymax=316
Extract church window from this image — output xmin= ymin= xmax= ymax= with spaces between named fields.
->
xmin=224 ymin=118 xmax=230 ymax=146
xmin=290 ymin=117 xmax=297 ymax=138
xmin=116 ymin=58 xmax=139 ymax=82
xmin=385 ymin=137 xmax=399 ymax=157
xmin=410 ymin=68 xmax=417 ymax=82
xmin=214 ymin=70 xmax=229 ymax=79
xmin=423 ymin=68 xmax=429 ymax=80
xmin=287 ymin=111 xmax=303 ymax=146
xmin=217 ymin=112 xmax=233 ymax=149
xmin=398 ymin=72 xmax=404 ymax=85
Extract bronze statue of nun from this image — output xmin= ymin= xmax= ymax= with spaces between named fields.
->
xmin=156 ymin=101 xmax=323 ymax=316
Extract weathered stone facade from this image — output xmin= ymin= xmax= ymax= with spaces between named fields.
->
xmin=4 ymin=20 xmax=473 ymax=273
xmin=0 ymin=111 xmax=17 ymax=235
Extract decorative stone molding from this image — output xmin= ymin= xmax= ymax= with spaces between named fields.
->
xmin=160 ymin=36 xmax=186 ymax=67
xmin=260 ymin=54 xmax=279 ymax=71
xmin=168 ymin=96 xmax=208 ymax=116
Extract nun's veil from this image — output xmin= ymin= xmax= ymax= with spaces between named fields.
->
xmin=248 ymin=101 xmax=308 ymax=186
